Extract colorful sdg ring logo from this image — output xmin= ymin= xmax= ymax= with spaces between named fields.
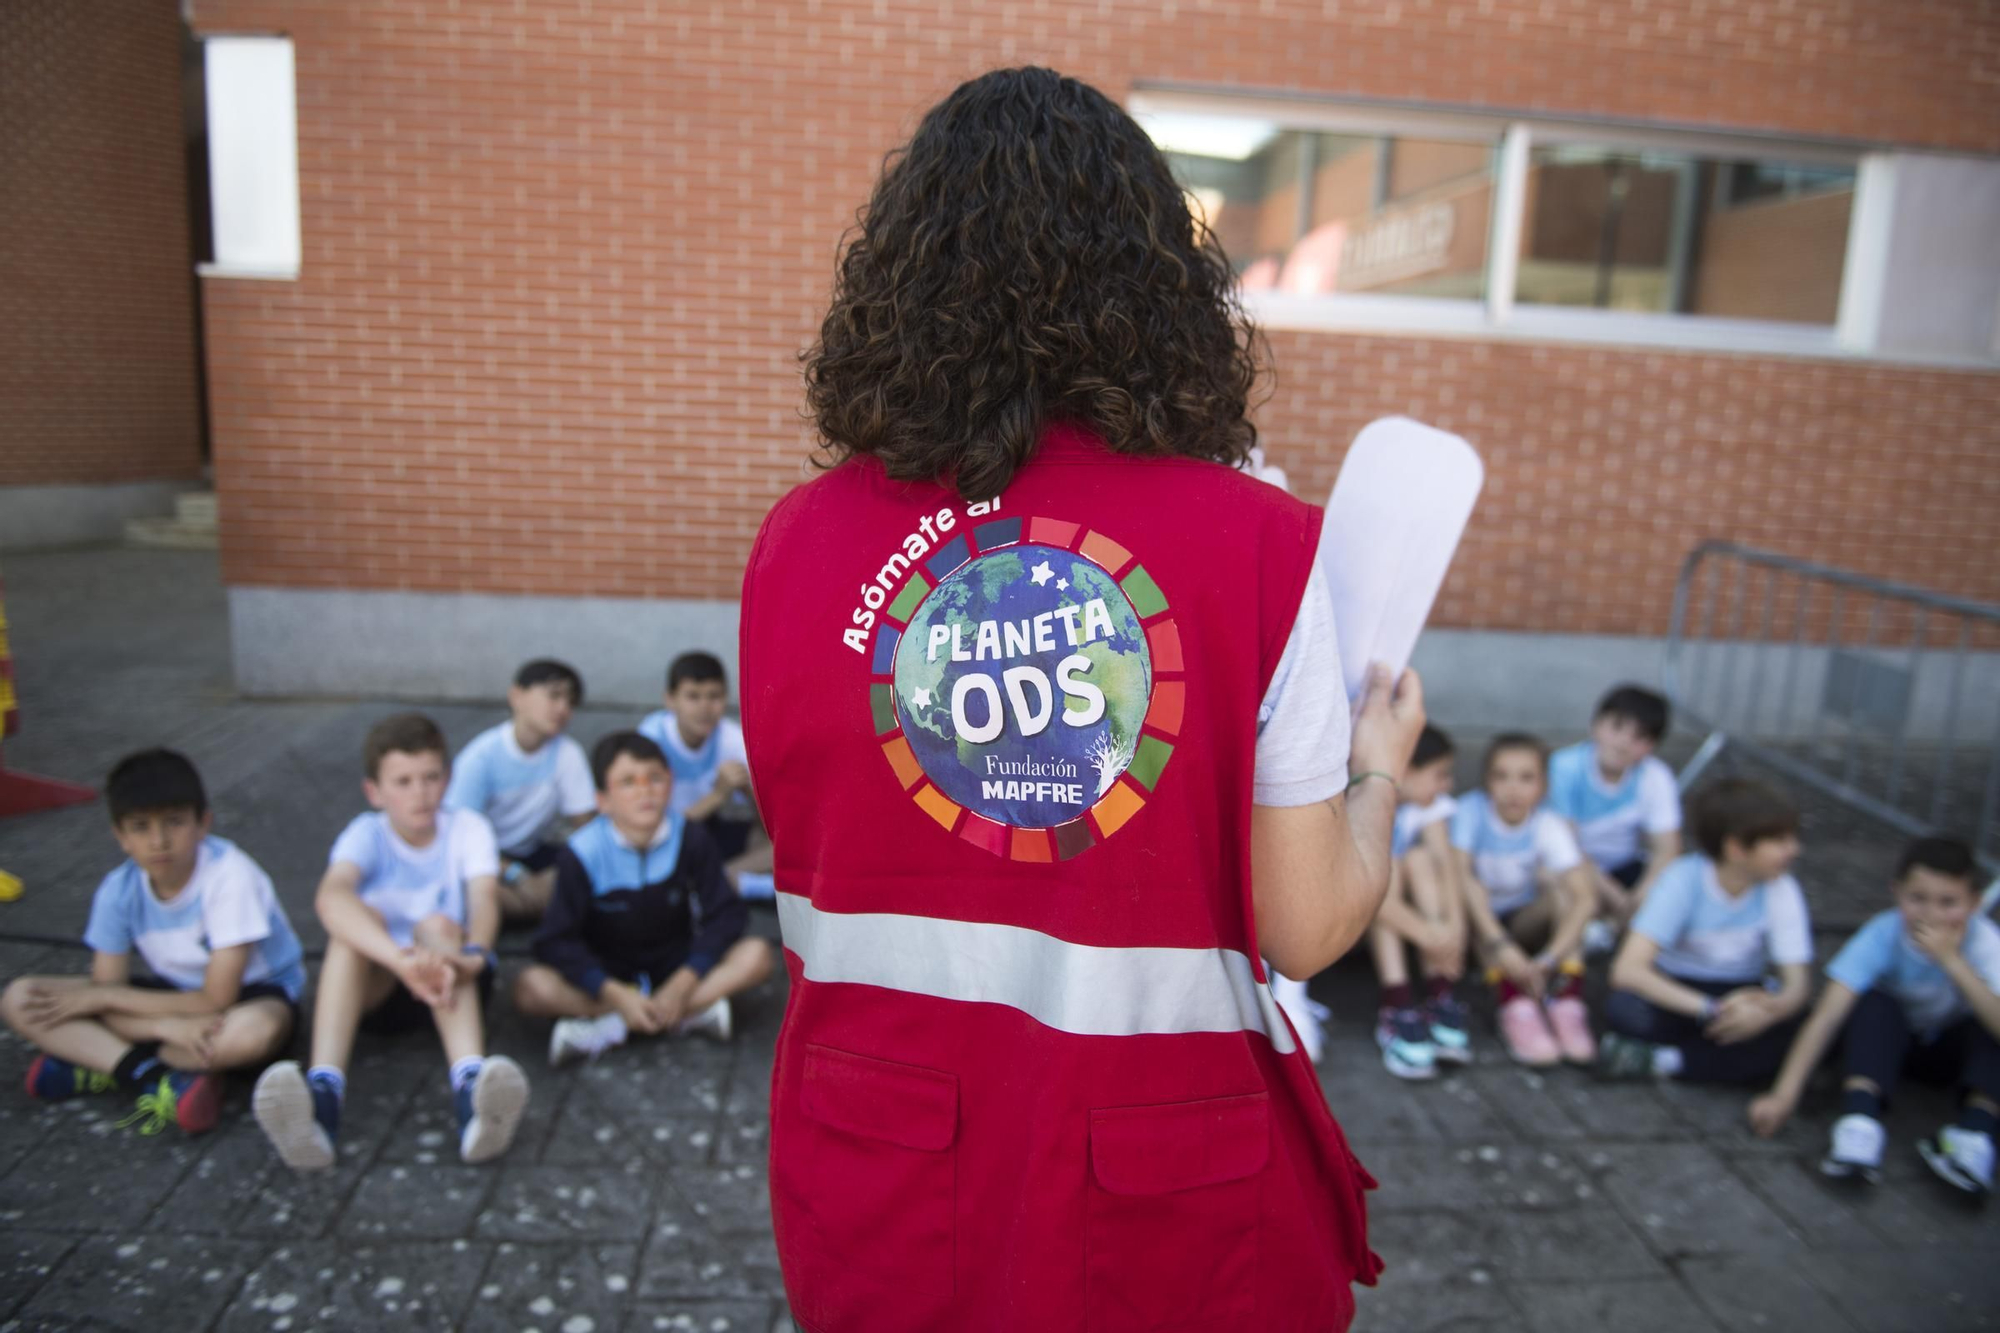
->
xmin=866 ymin=515 xmax=1187 ymax=861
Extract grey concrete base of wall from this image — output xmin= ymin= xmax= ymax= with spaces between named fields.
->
xmin=0 ymin=480 xmax=200 ymax=551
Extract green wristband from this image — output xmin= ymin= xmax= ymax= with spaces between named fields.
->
xmin=1347 ymin=770 xmax=1398 ymax=793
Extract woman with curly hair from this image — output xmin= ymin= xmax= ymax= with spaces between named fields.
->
xmin=739 ymin=67 xmax=1423 ymax=1332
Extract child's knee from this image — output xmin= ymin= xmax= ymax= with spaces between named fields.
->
xmin=0 ymin=976 xmax=35 ymax=1026
xmin=741 ymin=936 xmax=775 ymax=982
xmin=213 ymin=1004 xmax=294 ymax=1066
xmin=511 ymin=966 xmax=563 ymax=1014
xmin=412 ymin=913 xmax=464 ymax=948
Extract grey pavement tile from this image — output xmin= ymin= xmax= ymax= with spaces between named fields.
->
xmin=1507 ymin=1278 xmax=1723 ymax=1332
xmin=1722 ymin=1152 xmax=1886 ymax=1251
xmin=1320 ymin=1065 xmax=1460 ymax=1145
xmin=1678 ymin=1255 xmax=1862 ymax=1333
xmin=475 ymin=1162 xmax=657 ymax=1242
xmin=540 ymin=1091 xmax=660 ymax=1167
xmin=1541 ymin=1078 xmax=1686 ymax=1140
xmin=1793 ymin=1246 xmax=2000 ymax=1333
xmin=1466 ymin=1065 xmax=1593 ymax=1142
xmin=459 ymin=1241 xmax=639 ymax=1333
xmin=623 ymin=1303 xmax=785 ymax=1333
xmin=713 ymin=1114 xmax=770 ymax=1167
xmin=1351 ymin=1221 xmax=1524 ymax=1333
xmin=1586 ymin=1143 xmax=1805 ymax=1260
xmin=0 ymin=1101 xmax=203 ymax=1230
xmin=15 ymin=1232 xmax=262 ymax=1332
xmin=1658 ymin=1079 xmax=1816 ymax=1153
xmin=217 ymin=1239 xmax=491 ymax=1332
xmin=339 ymin=1159 xmax=497 ymax=1240
xmin=0 ymin=1231 xmax=75 ymax=1321
xmin=637 ymin=1208 xmax=786 ymax=1304
xmin=154 ymin=1114 xmax=284 ymax=1236
xmin=1477 ymin=1206 xmax=1664 ymax=1281
xmin=577 ymin=1049 xmax=734 ymax=1121
xmin=672 ymin=1163 xmax=772 ymax=1239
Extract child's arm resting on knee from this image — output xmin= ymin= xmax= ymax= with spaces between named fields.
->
xmin=1609 ymin=934 xmax=1718 ymax=1018
xmin=315 ymin=862 xmax=415 ymax=970
xmin=82 ymin=945 xmax=254 ymax=1019
xmin=1748 ymin=980 xmax=1857 ymax=1136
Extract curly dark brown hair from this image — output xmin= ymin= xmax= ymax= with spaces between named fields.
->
xmin=804 ymin=67 xmax=1265 ymax=502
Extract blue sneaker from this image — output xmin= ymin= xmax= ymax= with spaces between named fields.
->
xmin=253 ymin=1061 xmax=338 ymax=1172
xmin=1425 ymin=991 xmax=1472 ymax=1065
xmin=25 ymin=1054 xmax=116 ymax=1102
xmin=456 ymin=1055 xmax=529 ymax=1165
xmin=1375 ymin=1007 xmax=1438 ymax=1081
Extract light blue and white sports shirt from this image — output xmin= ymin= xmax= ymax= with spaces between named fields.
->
xmin=84 ymin=836 xmax=306 ymax=1000
xmin=1450 ymin=791 xmax=1584 ymax=916
xmin=1630 ymin=854 xmax=1812 ymax=983
xmin=328 ymin=808 xmax=499 ymax=945
xmin=1827 ymin=909 xmax=2000 ymax=1037
xmin=1393 ymin=794 xmax=1456 ymax=861
xmin=1546 ymin=742 xmax=1681 ymax=872
xmin=636 ymin=712 xmax=752 ymax=817
xmin=444 ymin=722 xmax=594 ymax=857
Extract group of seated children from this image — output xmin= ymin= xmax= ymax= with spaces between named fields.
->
xmin=1 ymin=652 xmax=774 ymax=1177
xmin=1366 ymin=684 xmax=1998 ymax=1197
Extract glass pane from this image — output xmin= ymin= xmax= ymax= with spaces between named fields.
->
xmin=1141 ymin=114 xmax=1494 ymax=299
xmin=1518 ymin=146 xmax=1855 ymax=323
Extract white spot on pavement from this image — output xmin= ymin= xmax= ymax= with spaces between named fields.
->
xmin=374 ymin=1276 xmax=404 ymax=1299
xmin=605 ymin=1274 xmax=628 ymax=1293
xmin=480 ymin=1284 xmax=500 ymax=1299
xmin=268 ymin=1293 xmax=299 ymax=1313
xmin=562 ymin=1317 xmax=596 ymax=1333
xmin=529 ymin=1296 xmax=556 ymax=1316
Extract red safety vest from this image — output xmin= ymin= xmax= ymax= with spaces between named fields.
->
xmin=740 ymin=422 xmax=1381 ymax=1333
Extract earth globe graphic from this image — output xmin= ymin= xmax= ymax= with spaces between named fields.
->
xmin=893 ymin=544 xmax=1152 ymax=828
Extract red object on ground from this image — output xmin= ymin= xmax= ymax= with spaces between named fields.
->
xmin=0 ymin=572 xmax=97 ymax=820
xmin=741 ymin=423 xmax=1381 ymax=1333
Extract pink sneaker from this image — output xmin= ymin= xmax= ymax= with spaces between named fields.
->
xmin=1498 ymin=995 xmax=1561 ymax=1067
xmin=1545 ymin=994 xmax=1597 ymax=1064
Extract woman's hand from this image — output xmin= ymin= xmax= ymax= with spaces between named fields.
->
xmin=1348 ymin=665 xmax=1425 ymax=785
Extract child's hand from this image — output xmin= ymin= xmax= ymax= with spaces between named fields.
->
xmin=398 ymin=949 xmax=457 ymax=1009
xmin=191 ymin=1015 xmax=228 ymax=1069
xmin=1418 ymin=929 xmax=1463 ymax=980
xmin=1493 ymin=942 xmax=1544 ymax=999
xmin=1910 ymin=918 xmax=1967 ymax=963
xmin=1706 ymin=989 xmax=1774 ymax=1044
xmin=20 ymin=980 xmax=105 ymax=1025
xmin=716 ymin=761 xmax=752 ymax=794
xmin=606 ymin=982 xmax=663 ymax=1036
xmin=1747 ymin=1091 xmax=1794 ymax=1138
xmin=647 ymin=990 xmax=690 ymax=1032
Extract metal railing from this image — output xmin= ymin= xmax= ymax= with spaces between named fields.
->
xmin=1665 ymin=542 xmax=2000 ymax=888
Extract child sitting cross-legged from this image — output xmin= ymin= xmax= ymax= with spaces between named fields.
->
xmin=1369 ymin=725 xmax=1472 ymax=1080
xmin=1545 ymin=685 xmax=1682 ymax=943
xmin=1749 ymin=835 xmax=2000 ymax=1196
xmin=1597 ymin=778 xmax=1812 ymax=1085
xmin=253 ymin=713 xmax=529 ymax=1172
xmin=637 ymin=652 xmax=776 ymax=901
xmin=512 ymin=731 xmax=775 ymax=1066
xmin=1454 ymin=733 xmax=1599 ymax=1067
xmin=1 ymin=749 xmax=303 ymax=1136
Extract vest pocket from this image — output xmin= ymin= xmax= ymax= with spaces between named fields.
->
xmin=794 ymin=1043 xmax=958 ymax=1299
xmin=1086 ymin=1092 xmax=1268 ymax=1331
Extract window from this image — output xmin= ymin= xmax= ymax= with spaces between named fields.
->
xmin=1122 ymin=91 xmax=2000 ymax=362
xmin=199 ymin=36 xmax=301 ymax=280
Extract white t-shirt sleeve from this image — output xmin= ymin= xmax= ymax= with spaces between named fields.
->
xmin=1534 ymin=813 xmax=1584 ymax=874
xmin=454 ymin=811 xmax=502 ymax=882
xmin=328 ymin=817 xmax=377 ymax=874
xmin=554 ymin=737 xmax=597 ymax=818
xmin=1253 ymin=558 xmax=1352 ymax=807
xmin=1965 ymin=919 xmax=2000 ymax=997
xmin=1638 ymin=759 xmax=1683 ymax=836
xmin=202 ymin=850 xmax=275 ymax=952
xmin=82 ymin=873 xmax=135 ymax=955
xmin=721 ymin=718 xmax=750 ymax=773
xmin=1764 ymin=876 xmax=1814 ymax=966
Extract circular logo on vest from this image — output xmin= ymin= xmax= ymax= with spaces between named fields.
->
xmin=864 ymin=516 xmax=1185 ymax=862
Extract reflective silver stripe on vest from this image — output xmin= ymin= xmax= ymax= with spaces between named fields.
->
xmin=776 ymin=892 xmax=1297 ymax=1055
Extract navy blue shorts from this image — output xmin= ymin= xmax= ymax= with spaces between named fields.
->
xmin=362 ymin=963 xmax=497 ymax=1035
xmin=507 ymin=842 xmax=565 ymax=875
xmin=130 ymin=974 xmax=301 ymax=1036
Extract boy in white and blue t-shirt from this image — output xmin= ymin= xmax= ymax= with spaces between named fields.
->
xmin=1546 ymin=685 xmax=1682 ymax=923
xmin=2 ymin=749 xmax=302 ymax=1137
xmin=446 ymin=658 xmax=596 ymax=921
xmin=1750 ymin=836 xmax=2000 ymax=1197
xmin=1599 ymin=778 xmax=1812 ymax=1084
xmin=637 ymin=651 xmax=775 ymax=900
xmin=252 ymin=713 xmax=529 ymax=1174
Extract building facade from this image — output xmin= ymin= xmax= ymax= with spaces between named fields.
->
xmin=44 ymin=1 xmax=2000 ymax=719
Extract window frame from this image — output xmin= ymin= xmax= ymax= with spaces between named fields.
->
xmin=1129 ymin=87 xmax=1977 ymax=366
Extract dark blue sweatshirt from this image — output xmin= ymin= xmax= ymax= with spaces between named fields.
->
xmin=532 ymin=812 xmax=744 ymax=997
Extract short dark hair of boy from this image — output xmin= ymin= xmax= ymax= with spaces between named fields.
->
xmin=363 ymin=713 xmax=449 ymax=780
xmin=1482 ymin=732 xmax=1548 ymax=781
xmin=1688 ymin=777 xmax=1798 ymax=860
xmin=106 ymin=748 xmax=207 ymax=823
xmin=1411 ymin=725 xmax=1455 ymax=771
xmin=1895 ymin=835 xmax=1979 ymax=888
xmin=1595 ymin=684 xmax=1670 ymax=742
xmin=667 ymin=651 xmax=727 ymax=693
xmin=590 ymin=730 xmax=669 ymax=790
xmin=515 ymin=658 xmax=585 ymax=707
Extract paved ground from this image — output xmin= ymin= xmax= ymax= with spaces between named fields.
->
xmin=1 ymin=546 xmax=1996 ymax=1333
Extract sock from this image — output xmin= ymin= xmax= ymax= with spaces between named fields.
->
xmin=1650 ymin=1046 xmax=1684 ymax=1078
xmin=1842 ymin=1087 xmax=1884 ymax=1120
xmin=1957 ymin=1103 xmax=1999 ymax=1138
xmin=737 ymin=872 xmax=776 ymax=901
xmin=1426 ymin=975 xmax=1454 ymax=1003
xmin=306 ymin=1065 xmax=347 ymax=1102
xmin=112 ymin=1041 xmax=165 ymax=1091
xmin=450 ymin=1056 xmax=484 ymax=1095
xmin=1550 ymin=960 xmax=1585 ymax=1001
xmin=1381 ymin=982 xmax=1414 ymax=1011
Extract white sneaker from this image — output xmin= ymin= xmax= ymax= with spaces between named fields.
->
xmin=458 ymin=1055 xmax=530 ymax=1165
xmin=1270 ymin=972 xmax=1325 ymax=1064
xmin=1582 ymin=919 xmax=1619 ymax=958
xmin=252 ymin=1061 xmax=336 ymax=1174
xmin=1820 ymin=1113 xmax=1886 ymax=1183
xmin=677 ymin=996 xmax=732 ymax=1042
xmin=1919 ymin=1125 xmax=1995 ymax=1196
xmin=549 ymin=1017 xmax=606 ymax=1068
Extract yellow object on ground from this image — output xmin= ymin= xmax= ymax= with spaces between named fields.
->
xmin=0 ymin=869 xmax=22 ymax=901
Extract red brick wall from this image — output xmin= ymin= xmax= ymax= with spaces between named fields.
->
xmin=0 ymin=1 xmax=203 ymax=488
xmin=190 ymin=0 xmax=2000 ymax=632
